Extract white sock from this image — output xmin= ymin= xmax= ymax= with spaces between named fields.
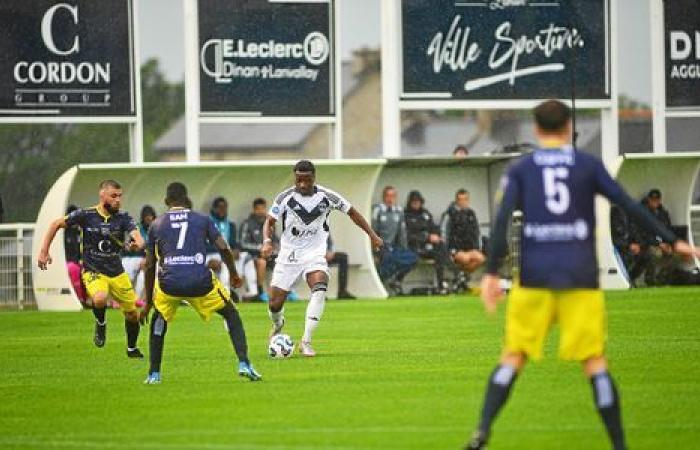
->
xmin=302 ymin=287 xmax=326 ymax=343
xmin=268 ymin=307 xmax=285 ymax=326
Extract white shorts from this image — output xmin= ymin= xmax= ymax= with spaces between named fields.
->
xmin=270 ymin=256 xmax=329 ymax=292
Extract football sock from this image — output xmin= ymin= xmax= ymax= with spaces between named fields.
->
xmin=302 ymin=282 xmax=327 ymax=343
xmin=591 ymin=371 xmax=627 ymax=450
xmin=268 ymin=307 xmax=285 ymax=326
xmin=92 ymin=307 xmax=106 ymax=325
xmin=217 ymin=302 xmax=249 ymax=364
xmin=149 ymin=311 xmax=168 ymax=373
xmin=477 ymin=364 xmax=518 ymax=435
xmin=125 ymin=318 xmax=140 ymax=349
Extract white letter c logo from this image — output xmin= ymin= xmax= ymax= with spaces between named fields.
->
xmin=41 ymin=3 xmax=80 ymax=56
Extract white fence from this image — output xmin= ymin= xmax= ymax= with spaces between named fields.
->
xmin=0 ymin=224 xmax=35 ymax=309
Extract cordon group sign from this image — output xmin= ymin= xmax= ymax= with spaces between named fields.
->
xmin=0 ymin=0 xmax=137 ymax=118
xmin=664 ymin=0 xmax=700 ymax=110
xmin=198 ymin=0 xmax=335 ymax=117
xmin=401 ymin=0 xmax=611 ymax=102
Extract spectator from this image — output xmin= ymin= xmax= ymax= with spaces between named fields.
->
xmin=440 ymin=189 xmax=485 ymax=288
xmin=64 ymin=204 xmax=86 ymax=303
xmin=122 ymin=205 xmax=156 ymax=305
xmin=326 ymin=235 xmax=356 ymax=299
xmin=628 ymin=189 xmax=675 ymax=285
xmin=404 ymin=190 xmax=452 ymax=294
xmin=240 ymin=197 xmax=279 ymax=302
xmin=372 ymin=186 xmax=417 ymax=294
xmin=610 ymin=205 xmax=635 ymax=281
xmin=206 ymin=197 xmax=258 ymax=300
xmin=453 ymin=145 xmax=469 ymax=159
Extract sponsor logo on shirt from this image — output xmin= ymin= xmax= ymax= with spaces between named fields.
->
xmin=523 ymin=219 xmax=588 ymax=242
xmin=164 ymin=252 xmax=205 ymax=266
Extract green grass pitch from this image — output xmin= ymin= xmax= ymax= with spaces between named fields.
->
xmin=1 ymin=288 xmax=699 ymax=449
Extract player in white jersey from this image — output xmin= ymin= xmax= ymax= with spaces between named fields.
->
xmin=262 ymin=160 xmax=383 ymax=356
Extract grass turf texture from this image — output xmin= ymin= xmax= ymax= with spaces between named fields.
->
xmin=0 ymin=288 xmax=699 ymax=449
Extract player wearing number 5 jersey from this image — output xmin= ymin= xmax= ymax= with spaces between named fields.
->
xmin=263 ymin=160 xmax=383 ymax=357
xmin=465 ymin=100 xmax=700 ymax=450
xmin=140 ymin=182 xmax=261 ymax=384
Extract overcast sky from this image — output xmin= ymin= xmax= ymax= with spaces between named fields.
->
xmin=138 ymin=0 xmax=652 ymax=103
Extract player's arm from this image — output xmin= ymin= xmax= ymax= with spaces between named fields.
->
xmin=128 ymin=227 xmax=145 ymax=252
xmin=348 ymin=207 xmax=384 ymax=250
xmin=213 ymin=236 xmax=242 ymax=288
xmin=481 ymin=171 xmax=520 ymax=314
xmin=37 ymin=216 xmax=68 ymax=270
xmin=261 ymin=215 xmax=277 ymax=258
xmin=594 ymin=161 xmax=700 ymax=259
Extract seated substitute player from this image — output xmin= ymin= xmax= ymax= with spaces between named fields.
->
xmin=140 ymin=182 xmax=261 ymax=384
xmin=262 ymin=160 xmax=383 ymax=357
xmin=37 ymin=180 xmax=145 ymax=358
xmin=465 ymin=100 xmax=700 ymax=450
xmin=440 ymin=189 xmax=485 ymax=283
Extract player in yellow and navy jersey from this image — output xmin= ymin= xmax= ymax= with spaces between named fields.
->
xmin=139 ymin=182 xmax=261 ymax=384
xmin=465 ymin=100 xmax=700 ymax=450
xmin=37 ymin=179 xmax=146 ymax=358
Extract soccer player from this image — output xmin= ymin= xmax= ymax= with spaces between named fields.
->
xmin=37 ymin=180 xmax=145 ymax=357
xmin=140 ymin=182 xmax=261 ymax=384
xmin=465 ymin=100 xmax=700 ymax=450
xmin=262 ymin=160 xmax=383 ymax=356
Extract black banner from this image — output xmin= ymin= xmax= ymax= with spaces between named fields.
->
xmin=0 ymin=0 xmax=136 ymax=118
xmin=401 ymin=0 xmax=611 ymax=102
xmin=198 ymin=0 xmax=335 ymax=117
xmin=665 ymin=0 xmax=700 ymax=109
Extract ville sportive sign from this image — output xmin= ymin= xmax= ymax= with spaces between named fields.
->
xmin=401 ymin=0 xmax=611 ymax=102
xmin=664 ymin=0 xmax=700 ymax=110
xmin=198 ymin=0 xmax=335 ymax=117
xmin=0 ymin=0 xmax=137 ymax=118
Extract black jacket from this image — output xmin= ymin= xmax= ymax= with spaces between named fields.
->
xmin=440 ymin=203 xmax=480 ymax=252
xmin=404 ymin=207 xmax=439 ymax=252
xmin=239 ymin=214 xmax=277 ymax=254
xmin=610 ymin=205 xmax=630 ymax=249
xmin=630 ymin=201 xmax=672 ymax=247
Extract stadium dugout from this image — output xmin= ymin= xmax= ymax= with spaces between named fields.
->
xmin=32 ymin=154 xmax=700 ymax=311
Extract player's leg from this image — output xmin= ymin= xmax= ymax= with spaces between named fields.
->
xmin=110 ymin=273 xmax=143 ymax=358
xmin=239 ymin=253 xmax=259 ymax=299
xmin=254 ymin=257 xmax=268 ymax=301
xmin=466 ymin=287 xmax=554 ymax=449
xmin=145 ymin=309 xmax=168 ymax=384
xmin=81 ymin=271 xmax=109 ymax=348
xmin=267 ymin=263 xmax=299 ymax=336
xmin=558 ymin=290 xmax=627 ymax=450
xmin=216 ymin=302 xmax=262 ymax=381
xmin=300 ymin=270 xmax=329 ymax=357
xmin=332 ymin=252 xmax=355 ymax=299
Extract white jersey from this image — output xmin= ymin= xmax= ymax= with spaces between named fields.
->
xmin=269 ymin=184 xmax=351 ymax=264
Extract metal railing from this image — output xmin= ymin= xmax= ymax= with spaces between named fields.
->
xmin=0 ymin=224 xmax=35 ymax=309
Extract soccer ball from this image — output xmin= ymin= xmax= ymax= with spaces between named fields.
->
xmin=268 ymin=334 xmax=294 ymax=358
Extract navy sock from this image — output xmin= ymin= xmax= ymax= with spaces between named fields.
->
xmin=125 ymin=318 xmax=140 ymax=349
xmin=478 ymin=364 xmax=518 ymax=436
xmin=92 ymin=307 xmax=106 ymax=324
xmin=217 ymin=302 xmax=249 ymax=364
xmin=149 ymin=311 xmax=168 ymax=374
xmin=591 ymin=371 xmax=627 ymax=450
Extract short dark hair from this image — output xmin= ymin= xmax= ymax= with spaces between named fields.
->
xmin=648 ymin=188 xmax=662 ymax=200
xmin=99 ymin=179 xmax=121 ymax=190
xmin=456 ymin=189 xmax=469 ymax=198
xmin=534 ymin=100 xmax=571 ymax=132
xmin=453 ymin=145 xmax=468 ymax=155
xmin=140 ymin=205 xmax=156 ymax=222
xmin=253 ymin=197 xmax=266 ymax=208
xmin=294 ymin=160 xmax=315 ymax=174
xmin=166 ymin=182 xmax=189 ymax=206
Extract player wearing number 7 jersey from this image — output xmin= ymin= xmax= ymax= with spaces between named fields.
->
xmin=465 ymin=100 xmax=700 ymax=450
xmin=140 ymin=182 xmax=261 ymax=384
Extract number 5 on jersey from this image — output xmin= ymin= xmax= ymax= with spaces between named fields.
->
xmin=543 ymin=167 xmax=570 ymax=215
xmin=171 ymin=222 xmax=189 ymax=249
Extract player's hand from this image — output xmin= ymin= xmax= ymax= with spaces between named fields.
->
xmin=138 ymin=304 xmax=152 ymax=325
xmin=261 ymin=242 xmax=273 ymax=259
xmin=370 ymin=235 xmax=384 ymax=251
xmin=673 ymin=240 xmax=700 ymax=261
xmin=231 ymin=274 xmax=243 ymax=289
xmin=480 ymin=274 xmax=504 ymax=315
xmin=37 ymin=251 xmax=52 ymax=270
